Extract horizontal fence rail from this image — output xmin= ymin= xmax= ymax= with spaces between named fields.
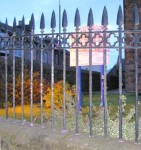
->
xmin=0 ymin=30 xmax=141 ymax=50
xmin=0 ymin=4 xmax=140 ymax=144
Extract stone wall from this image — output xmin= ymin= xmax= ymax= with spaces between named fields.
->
xmin=0 ymin=118 xmax=140 ymax=150
xmin=124 ymin=0 xmax=141 ymax=92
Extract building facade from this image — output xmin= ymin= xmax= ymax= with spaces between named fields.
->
xmin=0 ymin=21 xmax=70 ymax=69
xmin=124 ymin=0 xmax=141 ymax=92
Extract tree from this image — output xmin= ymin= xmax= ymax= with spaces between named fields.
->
xmin=8 ymin=69 xmax=49 ymax=105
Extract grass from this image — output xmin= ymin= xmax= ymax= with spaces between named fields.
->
xmin=82 ymin=92 xmax=141 ymax=117
xmin=0 ymin=104 xmax=51 ymax=123
xmin=82 ymin=92 xmax=141 ymax=106
xmin=0 ymin=92 xmax=141 ymax=122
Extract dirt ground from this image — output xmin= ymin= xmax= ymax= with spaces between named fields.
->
xmin=0 ymin=117 xmax=140 ymax=150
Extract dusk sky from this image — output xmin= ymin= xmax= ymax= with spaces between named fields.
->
xmin=0 ymin=0 xmax=123 ymax=69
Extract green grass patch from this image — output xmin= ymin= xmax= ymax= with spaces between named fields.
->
xmin=82 ymin=92 xmax=141 ymax=118
xmin=82 ymin=92 xmax=141 ymax=106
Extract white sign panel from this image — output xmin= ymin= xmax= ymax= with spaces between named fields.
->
xmin=70 ymin=26 xmax=110 ymax=66
xmin=70 ymin=49 xmax=110 ymax=66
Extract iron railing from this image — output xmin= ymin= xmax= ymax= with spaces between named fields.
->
xmin=0 ymin=4 xmax=140 ymax=143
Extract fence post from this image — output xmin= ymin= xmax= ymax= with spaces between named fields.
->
xmin=30 ymin=13 xmax=35 ymax=126
xmin=102 ymin=6 xmax=108 ymax=138
xmin=62 ymin=9 xmax=68 ymax=133
xmin=12 ymin=18 xmax=16 ymax=120
xmin=117 ymin=5 xmax=123 ymax=142
xmin=5 ymin=18 xmax=8 ymax=120
xmin=88 ymin=8 xmax=94 ymax=137
xmin=40 ymin=13 xmax=45 ymax=126
xmin=51 ymin=10 xmax=56 ymax=129
xmin=74 ymin=8 xmax=80 ymax=135
xmin=21 ymin=16 xmax=25 ymax=123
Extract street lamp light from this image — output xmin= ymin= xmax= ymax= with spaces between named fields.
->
xmin=58 ymin=0 xmax=61 ymax=65
xmin=59 ymin=0 xmax=61 ymax=34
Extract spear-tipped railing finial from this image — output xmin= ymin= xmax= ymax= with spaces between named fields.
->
xmin=87 ymin=8 xmax=94 ymax=27
xmin=62 ymin=9 xmax=68 ymax=28
xmin=51 ymin=10 xmax=56 ymax=28
xmin=40 ymin=13 xmax=45 ymax=30
xmin=21 ymin=16 xmax=25 ymax=32
xmin=117 ymin=5 xmax=123 ymax=26
xmin=30 ymin=13 xmax=35 ymax=30
xmin=74 ymin=8 xmax=81 ymax=28
xmin=133 ymin=4 xmax=139 ymax=26
xmin=102 ymin=6 xmax=108 ymax=26
xmin=13 ymin=17 xmax=17 ymax=33
xmin=5 ymin=18 xmax=8 ymax=31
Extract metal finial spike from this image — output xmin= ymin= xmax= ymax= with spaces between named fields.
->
xmin=117 ymin=5 xmax=123 ymax=26
xmin=51 ymin=10 xmax=56 ymax=28
xmin=30 ymin=13 xmax=35 ymax=30
xmin=74 ymin=8 xmax=81 ymax=27
xmin=21 ymin=16 xmax=25 ymax=32
xmin=102 ymin=6 xmax=108 ymax=26
xmin=5 ymin=18 xmax=8 ymax=31
xmin=40 ymin=13 xmax=45 ymax=30
xmin=87 ymin=8 xmax=94 ymax=27
xmin=62 ymin=9 xmax=68 ymax=28
xmin=13 ymin=17 xmax=17 ymax=33
xmin=133 ymin=4 xmax=139 ymax=26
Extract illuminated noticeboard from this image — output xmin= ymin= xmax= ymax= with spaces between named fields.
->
xmin=70 ymin=26 xmax=110 ymax=66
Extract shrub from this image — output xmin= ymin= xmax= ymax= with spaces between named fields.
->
xmin=43 ymin=94 xmax=141 ymax=142
xmin=43 ymin=80 xmax=75 ymax=109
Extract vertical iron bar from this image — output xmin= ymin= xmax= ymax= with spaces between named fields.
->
xmin=62 ymin=27 xmax=67 ymax=131
xmin=30 ymin=29 xmax=34 ymax=126
xmin=103 ymin=27 xmax=108 ymax=137
xmin=40 ymin=29 xmax=44 ymax=125
xmin=51 ymin=28 xmax=55 ymax=129
xmin=89 ymin=27 xmax=93 ymax=137
xmin=134 ymin=25 xmax=139 ymax=144
xmin=12 ymin=33 xmax=16 ymax=120
xmin=75 ymin=27 xmax=79 ymax=135
xmin=118 ymin=25 xmax=123 ymax=141
xmin=21 ymin=31 xmax=24 ymax=122
xmin=5 ymin=34 xmax=8 ymax=119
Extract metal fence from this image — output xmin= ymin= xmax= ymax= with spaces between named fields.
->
xmin=0 ymin=4 xmax=140 ymax=143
